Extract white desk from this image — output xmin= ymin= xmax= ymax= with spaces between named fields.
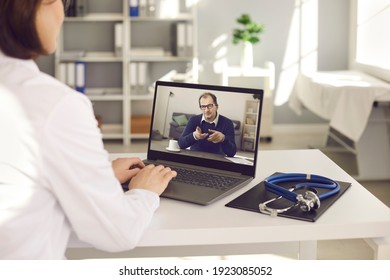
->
xmin=67 ymin=149 xmax=390 ymax=259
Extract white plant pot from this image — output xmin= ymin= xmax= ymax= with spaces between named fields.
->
xmin=241 ymin=41 xmax=253 ymax=71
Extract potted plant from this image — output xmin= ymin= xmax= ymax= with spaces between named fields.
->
xmin=232 ymin=14 xmax=265 ymax=71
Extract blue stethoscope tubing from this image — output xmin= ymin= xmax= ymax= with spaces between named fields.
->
xmin=264 ymin=173 xmax=340 ymax=203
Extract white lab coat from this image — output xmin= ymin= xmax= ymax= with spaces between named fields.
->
xmin=0 ymin=52 xmax=159 ymax=259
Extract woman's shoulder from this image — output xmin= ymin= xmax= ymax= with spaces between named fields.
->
xmin=0 ymin=56 xmax=87 ymax=104
xmin=2 ymin=63 xmax=92 ymax=127
xmin=23 ymin=71 xmax=90 ymax=116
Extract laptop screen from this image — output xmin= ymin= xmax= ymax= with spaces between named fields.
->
xmin=147 ymin=81 xmax=263 ymax=177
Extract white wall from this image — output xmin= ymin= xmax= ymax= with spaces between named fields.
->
xmin=196 ymin=0 xmax=350 ymax=124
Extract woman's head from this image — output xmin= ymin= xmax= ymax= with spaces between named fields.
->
xmin=0 ymin=0 xmax=66 ymax=59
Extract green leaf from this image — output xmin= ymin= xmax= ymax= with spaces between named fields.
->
xmin=248 ymin=37 xmax=259 ymax=44
xmin=232 ymin=14 xmax=265 ymax=45
xmin=237 ymin=14 xmax=251 ymax=25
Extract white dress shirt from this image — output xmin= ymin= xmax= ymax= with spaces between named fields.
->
xmin=0 ymin=52 xmax=159 ymax=259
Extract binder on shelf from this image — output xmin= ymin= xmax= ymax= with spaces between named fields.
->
xmin=58 ymin=63 xmax=67 ymax=84
xmin=76 ymin=0 xmax=88 ymax=17
xmin=66 ymin=63 xmax=75 ymax=89
xmin=172 ymin=22 xmax=186 ymax=57
xmin=114 ymin=23 xmax=123 ymax=57
xmin=139 ymin=0 xmax=147 ymax=17
xmin=147 ymin=0 xmax=156 ymax=17
xmin=129 ymin=62 xmax=148 ymax=95
xmin=65 ymin=0 xmax=76 ymax=17
xmin=75 ymin=62 xmax=86 ymax=94
xmin=185 ymin=23 xmax=193 ymax=57
xmin=129 ymin=62 xmax=138 ymax=94
xmin=129 ymin=0 xmax=139 ymax=17
xmin=138 ymin=62 xmax=148 ymax=94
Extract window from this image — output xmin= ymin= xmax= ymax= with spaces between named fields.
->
xmin=351 ymin=0 xmax=390 ymax=81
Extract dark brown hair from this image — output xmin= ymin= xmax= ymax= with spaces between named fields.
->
xmin=199 ymin=92 xmax=218 ymax=107
xmin=0 ymin=0 xmax=44 ymax=59
xmin=0 ymin=1 xmax=70 ymax=59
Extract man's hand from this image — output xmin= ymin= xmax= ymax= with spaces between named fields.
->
xmin=207 ymin=129 xmax=225 ymax=143
xmin=112 ymin=157 xmax=145 ymax=183
xmin=128 ymin=164 xmax=177 ymax=195
xmin=194 ymin=126 xmax=208 ymax=140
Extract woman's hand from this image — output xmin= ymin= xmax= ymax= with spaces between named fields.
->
xmin=128 ymin=164 xmax=177 ymax=195
xmin=112 ymin=157 xmax=145 ymax=183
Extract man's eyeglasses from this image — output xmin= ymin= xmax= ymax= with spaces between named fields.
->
xmin=200 ymin=104 xmax=215 ymax=110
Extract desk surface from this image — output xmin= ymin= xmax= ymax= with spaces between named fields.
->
xmin=68 ymin=149 xmax=390 ymax=257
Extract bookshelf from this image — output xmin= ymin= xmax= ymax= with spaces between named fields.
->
xmin=55 ymin=0 xmax=198 ymax=145
xmin=242 ymin=99 xmax=260 ymax=151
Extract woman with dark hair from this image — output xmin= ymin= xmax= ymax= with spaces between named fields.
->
xmin=0 ymin=0 xmax=176 ymax=259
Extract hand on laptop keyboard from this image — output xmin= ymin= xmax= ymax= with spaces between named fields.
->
xmin=113 ymin=158 xmax=177 ymax=195
xmin=128 ymin=164 xmax=177 ymax=195
xmin=112 ymin=157 xmax=145 ymax=183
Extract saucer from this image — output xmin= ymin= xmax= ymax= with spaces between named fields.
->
xmin=166 ymin=147 xmax=180 ymax=152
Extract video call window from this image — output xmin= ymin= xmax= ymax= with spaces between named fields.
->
xmin=149 ymin=83 xmax=262 ymax=167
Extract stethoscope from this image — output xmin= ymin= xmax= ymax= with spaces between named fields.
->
xmin=259 ymin=173 xmax=340 ymax=217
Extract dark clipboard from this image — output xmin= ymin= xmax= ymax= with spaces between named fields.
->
xmin=225 ymin=173 xmax=351 ymax=222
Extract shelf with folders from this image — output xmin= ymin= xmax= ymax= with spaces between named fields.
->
xmin=58 ymin=21 xmax=124 ymax=60
xmin=55 ymin=0 xmax=198 ymax=144
xmin=65 ymin=0 xmax=123 ymax=18
xmin=125 ymin=1 xmax=197 ymax=142
xmin=128 ymin=19 xmax=195 ymax=60
xmin=241 ymin=100 xmax=260 ymax=151
xmin=55 ymin=59 xmax=125 ymax=140
xmin=56 ymin=60 xmax=124 ymax=94
xmin=56 ymin=2 xmax=126 ymax=141
xmin=61 ymin=1 xmax=124 ymax=61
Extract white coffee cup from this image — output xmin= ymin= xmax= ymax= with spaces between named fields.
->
xmin=168 ymin=139 xmax=180 ymax=150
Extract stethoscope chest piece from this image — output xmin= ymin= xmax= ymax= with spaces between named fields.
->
xmin=296 ymin=191 xmax=320 ymax=212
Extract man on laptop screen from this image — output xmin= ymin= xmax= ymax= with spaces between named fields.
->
xmin=178 ymin=92 xmax=236 ymax=157
xmin=146 ymin=81 xmax=263 ymax=205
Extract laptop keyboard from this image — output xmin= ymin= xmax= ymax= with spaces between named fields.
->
xmin=171 ymin=166 xmax=242 ymax=191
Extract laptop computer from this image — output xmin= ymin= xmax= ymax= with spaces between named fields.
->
xmin=145 ymin=81 xmax=263 ymax=205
